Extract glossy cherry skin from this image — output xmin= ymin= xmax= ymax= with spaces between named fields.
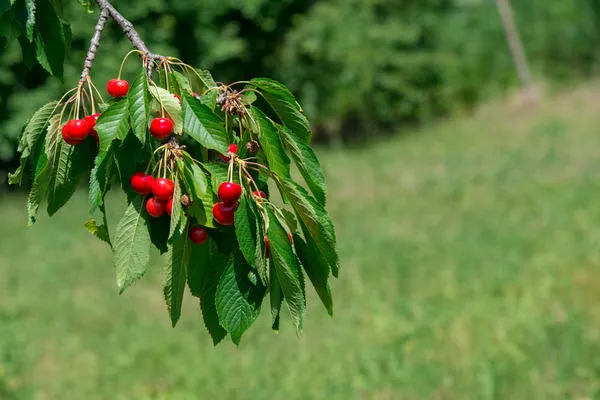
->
xmin=220 ymin=143 xmax=239 ymax=162
xmin=189 ymin=226 xmax=208 ymax=244
xmin=166 ymin=198 xmax=173 ymax=215
xmin=264 ymin=235 xmax=270 ymax=258
xmin=253 ymin=190 xmax=267 ymax=199
xmin=150 ymin=117 xmax=174 ymax=140
xmin=218 ymin=182 xmax=242 ymax=204
xmin=61 ymin=124 xmax=83 ymax=145
xmin=212 ymin=202 xmax=236 ymax=225
xmin=85 ymin=113 xmax=101 ymax=140
xmin=107 ymin=79 xmax=129 ymax=97
xmin=152 ymin=177 xmax=174 ymax=201
xmin=130 ymin=172 xmax=154 ymax=195
xmin=65 ymin=119 xmax=90 ymax=141
xmin=146 ymin=197 xmax=165 ymax=218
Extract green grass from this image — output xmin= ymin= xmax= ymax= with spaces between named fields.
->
xmin=3 ymin=85 xmax=600 ymax=399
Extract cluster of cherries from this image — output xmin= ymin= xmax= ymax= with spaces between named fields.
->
xmin=61 ymin=113 xmax=101 ymax=145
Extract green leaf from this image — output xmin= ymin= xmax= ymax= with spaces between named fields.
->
xmin=188 ymin=239 xmax=228 ymax=345
xmin=88 ymin=147 xmax=115 ymax=214
xmin=269 ymin=262 xmax=283 ymax=331
xmin=294 ymin=234 xmax=333 ymax=316
xmin=95 ymin=98 xmax=130 ymax=152
xmin=234 ymin=194 xmax=267 ymax=283
xmin=148 ymin=215 xmax=170 ymax=254
xmin=171 ymin=71 xmax=192 ymax=94
xmin=250 ymin=78 xmax=311 ymax=144
xmin=182 ymin=94 xmax=228 ymax=154
xmin=215 ymin=251 xmax=265 ymax=344
xmin=149 ymin=85 xmax=183 ymax=134
xmin=249 ymin=107 xmax=291 ymax=179
xmin=280 ymin=126 xmax=326 ymax=205
xmin=128 ymin=69 xmax=150 ymax=145
xmin=84 ymin=218 xmax=111 ymax=246
xmin=113 ymin=196 xmax=151 ymax=293
xmin=177 ymin=156 xmax=214 ymax=228
xmin=168 ymin=176 xmax=187 ymax=243
xmin=202 ymin=162 xmax=232 ymax=193
xmin=24 ymin=0 xmax=34 ymax=41
xmin=33 ymin=0 xmax=66 ymax=77
xmin=266 ymin=207 xmax=305 ymax=331
xmin=27 ymin=148 xmax=50 ymax=225
xmin=164 ymin=224 xmax=192 ymax=327
xmin=276 ymin=177 xmax=339 ymax=277
xmin=197 ymin=69 xmax=218 ymax=110
xmin=114 ymin=135 xmax=146 ymax=192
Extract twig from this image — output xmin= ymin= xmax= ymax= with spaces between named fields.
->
xmin=79 ymin=7 xmax=109 ymax=83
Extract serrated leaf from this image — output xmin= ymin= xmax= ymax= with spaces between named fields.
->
xmin=249 ymin=107 xmax=291 ymax=179
xmin=202 ymin=162 xmax=231 ymax=193
xmin=128 ymin=69 xmax=149 ymax=145
xmin=177 ymin=156 xmax=214 ymax=228
xmin=148 ymin=215 xmax=170 ymax=254
xmin=269 ymin=261 xmax=283 ymax=331
xmin=172 ymin=71 xmax=192 ymax=94
xmin=266 ymin=207 xmax=305 ymax=331
xmin=250 ymin=77 xmax=311 ymax=144
xmin=24 ymin=0 xmax=34 ymax=41
xmin=33 ymin=0 xmax=66 ymax=77
xmin=27 ymin=149 xmax=50 ymax=225
xmin=280 ymin=126 xmax=326 ymax=205
xmin=187 ymin=239 xmax=228 ymax=345
xmin=276 ymin=177 xmax=339 ymax=277
xmin=164 ymin=225 xmax=192 ymax=327
xmin=182 ymin=94 xmax=228 ymax=153
xmin=215 ymin=251 xmax=265 ymax=344
xmin=294 ymin=234 xmax=333 ymax=316
xmin=234 ymin=194 xmax=267 ymax=283
xmin=149 ymin=85 xmax=183 ymax=134
xmin=89 ymin=147 xmax=114 ymax=214
xmin=114 ymin=135 xmax=146 ymax=192
xmin=197 ymin=69 xmax=218 ymax=110
xmin=168 ymin=176 xmax=187 ymax=243
xmin=95 ymin=98 xmax=129 ymax=151
xmin=113 ymin=196 xmax=151 ymax=293
xmin=84 ymin=218 xmax=111 ymax=246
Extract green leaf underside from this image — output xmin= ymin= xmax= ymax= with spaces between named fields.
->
xmin=294 ymin=234 xmax=333 ymax=316
xmin=168 ymin=176 xmax=188 ymax=243
xmin=182 ymin=94 xmax=228 ymax=154
xmin=196 ymin=69 xmax=218 ymax=110
xmin=177 ymin=156 xmax=214 ymax=228
xmin=84 ymin=218 xmax=111 ymax=246
xmin=149 ymin=85 xmax=183 ymax=134
xmin=234 ymin=194 xmax=267 ymax=283
xmin=269 ymin=261 xmax=283 ymax=331
xmin=128 ymin=69 xmax=150 ymax=145
xmin=266 ymin=207 xmax=305 ymax=331
xmin=277 ymin=177 xmax=339 ymax=277
xmin=279 ymin=126 xmax=326 ymax=206
xmin=164 ymin=225 xmax=192 ymax=327
xmin=113 ymin=197 xmax=151 ymax=293
xmin=249 ymin=107 xmax=291 ymax=179
xmin=95 ymin=98 xmax=129 ymax=152
xmin=250 ymin=77 xmax=311 ymax=144
xmin=25 ymin=0 xmax=35 ymax=41
xmin=215 ymin=251 xmax=265 ymax=344
xmin=187 ymin=239 xmax=228 ymax=344
xmin=88 ymin=147 xmax=114 ymax=214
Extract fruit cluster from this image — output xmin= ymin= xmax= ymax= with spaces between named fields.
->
xmin=61 ymin=113 xmax=100 ymax=145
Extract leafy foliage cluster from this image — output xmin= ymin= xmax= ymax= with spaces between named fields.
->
xmin=6 ymin=0 xmax=339 ymax=344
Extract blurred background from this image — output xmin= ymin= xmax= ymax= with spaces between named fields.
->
xmin=3 ymin=0 xmax=600 ymax=398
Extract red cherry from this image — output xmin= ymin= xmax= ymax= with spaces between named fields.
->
xmin=130 ymin=172 xmax=154 ymax=195
xmin=264 ymin=235 xmax=270 ymax=258
xmin=146 ymin=197 xmax=165 ymax=218
xmin=61 ymin=124 xmax=83 ymax=145
xmin=212 ymin=202 xmax=236 ymax=226
xmin=220 ymin=143 xmax=239 ymax=162
xmin=189 ymin=226 xmax=208 ymax=244
xmin=65 ymin=119 xmax=90 ymax=141
xmin=85 ymin=113 xmax=101 ymax=144
xmin=150 ymin=117 xmax=174 ymax=140
xmin=107 ymin=79 xmax=129 ymax=97
xmin=218 ymin=182 xmax=242 ymax=204
xmin=253 ymin=190 xmax=267 ymax=199
xmin=166 ymin=198 xmax=173 ymax=215
xmin=152 ymin=178 xmax=174 ymax=201
xmin=173 ymin=94 xmax=181 ymax=103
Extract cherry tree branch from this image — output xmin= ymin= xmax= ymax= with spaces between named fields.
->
xmin=79 ymin=0 xmax=166 ymax=83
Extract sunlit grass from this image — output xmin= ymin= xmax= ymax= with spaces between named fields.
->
xmin=2 ymin=84 xmax=600 ymax=399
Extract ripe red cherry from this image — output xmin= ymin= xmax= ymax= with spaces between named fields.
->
xmin=253 ymin=190 xmax=267 ymax=199
xmin=152 ymin=177 xmax=174 ymax=201
xmin=264 ymin=235 xmax=270 ymax=258
xmin=85 ymin=113 xmax=101 ymax=143
xmin=146 ymin=197 xmax=165 ymax=218
xmin=189 ymin=226 xmax=208 ymax=244
xmin=61 ymin=124 xmax=83 ymax=145
xmin=166 ymin=198 xmax=173 ymax=215
xmin=65 ymin=119 xmax=90 ymax=141
xmin=150 ymin=117 xmax=174 ymax=140
xmin=220 ymin=143 xmax=239 ymax=162
xmin=212 ymin=202 xmax=236 ymax=225
xmin=130 ymin=172 xmax=154 ymax=195
xmin=218 ymin=182 xmax=242 ymax=204
xmin=173 ymin=94 xmax=181 ymax=103
xmin=107 ymin=79 xmax=129 ymax=97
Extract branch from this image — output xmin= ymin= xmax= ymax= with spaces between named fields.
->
xmin=79 ymin=7 xmax=109 ymax=83
xmin=80 ymin=0 xmax=166 ymax=82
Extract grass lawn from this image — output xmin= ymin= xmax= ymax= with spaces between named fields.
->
xmin=2 ymin=85 xmax=600 ymax=399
